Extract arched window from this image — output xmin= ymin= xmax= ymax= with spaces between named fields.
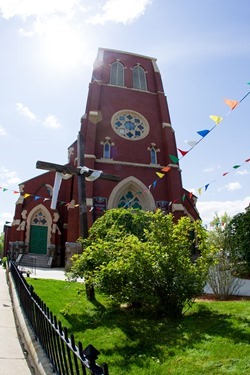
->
xmin=101 ymin=137 xmax=114 ymax=159
xmin=110 ymin=61 xmax=124 ymax=86
xmin=118 ymin=191 xmax=142 ymax=209
xmin=104 ymin=143 xmax=110 ymax=158
xmin=133 ymin=65 xmax=147 ymax=90
xmin=150 ymin=148 xmax=157 ymax=165
xmin=148 ymin=143 xmax=160 ymax=164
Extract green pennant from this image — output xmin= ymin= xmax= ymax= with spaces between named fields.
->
xmin=169 ymin=154 xmax=179 ymax=164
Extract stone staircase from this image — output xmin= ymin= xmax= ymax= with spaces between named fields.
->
xmin=17 ymin=253 xmax=53 ymax=268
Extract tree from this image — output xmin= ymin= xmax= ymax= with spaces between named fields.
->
xmin=71 ymin=209 xmax=211 ymax=318
xmin=0 ymin=232 xmax=4 ymax=259
xmin=206 ymin=213 xmax=244 ymax=299
xmin=225 ymin=209 xmax=250 ymax=277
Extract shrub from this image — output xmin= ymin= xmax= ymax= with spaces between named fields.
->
xmin=71 ymin=209 xmax=211 ymax=318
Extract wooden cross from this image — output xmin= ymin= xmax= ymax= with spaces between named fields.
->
xmin=36 ymin=132 xmax=120 ymax=238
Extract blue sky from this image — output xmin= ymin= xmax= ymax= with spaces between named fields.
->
xmin=1 ymin=0 xmax=249 ymax=231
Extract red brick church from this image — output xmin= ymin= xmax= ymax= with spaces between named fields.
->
xmin=7 ymin=48 xmax=200 ymax=267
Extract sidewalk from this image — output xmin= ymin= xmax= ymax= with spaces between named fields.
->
xmin=0 ymin=267 xmax=32 ymax=375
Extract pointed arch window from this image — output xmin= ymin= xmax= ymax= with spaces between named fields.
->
xmin=101 ymin=137 xmax=114 ymax=159
xmin=32 ymin=210 xmax=47 ymax=226
xmin=118 ymin=191 xmax=142 ymax=209
xmin=110 ymin=61 xmax=124 ymax=86
xmin=133 ymin=65 xmax=147 ymax=90
xmin=148 ymin=143 xmax=160 ymax=165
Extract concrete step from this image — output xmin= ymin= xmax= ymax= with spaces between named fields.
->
xmin=18 ymin=254 xmax=53 ymax=268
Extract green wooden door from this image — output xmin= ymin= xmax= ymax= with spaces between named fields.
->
xmin=29 ymin=225 xmax=48 ymax=254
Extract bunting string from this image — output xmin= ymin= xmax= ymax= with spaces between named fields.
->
xmin=172 ymin=82 xmax=250 ymax=163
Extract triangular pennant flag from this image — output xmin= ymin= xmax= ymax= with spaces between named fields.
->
xmin=23 ymin=193 xmax=31 ymax=198
xmin=169 ymin=154 xmax=179 ymax=164
xmin=233 ymin=165 xmax=241 ymax=169
xmin=245 ymin=158 xmax=250 ymax=162
xmin=182 ymin=194 xmax=186 ymax=202
xmin=205 ymin=184 xmax=209 ymax=191
xmin=161 ymin=166 xmax=171 ymax=172
xmin=185 ymin=140 xmax=197 ymax=148
xmin=13 ymin=191 xmax=19 ymax=194
xmin=197 ymin=188 xmax=202 ymax=195
xmin=34 ymin=196 xmax=41 ymax=201
xmin=177 ymin=148 xmax=189 ymax=157
xmin=209 ymin=115 xmax=223 ymax=125
xmin=152 ymin=180 xmax=158 ymax=189
xmin=197 ymin=129 xmax=210 ymax=137
xmin=222 ymin=172 xmax=229 ymax=176
xmin=169 ymin=201 xmax=172 ymax=207
xmin=156 ymin=172 xmax=165 ymax=178
xmin=3 ymin=188 xmax=8 ymax=192
xmin=224 ymin=98 xmax=239 ymax=110
xmin=43 ymin=198 xmax=50 ymax=202
xmin=189 ymin=192 xmax=193 ymax=199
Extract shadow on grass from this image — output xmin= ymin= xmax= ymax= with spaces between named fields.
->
xmin=62 ymin=298 xmax=250 ymax=372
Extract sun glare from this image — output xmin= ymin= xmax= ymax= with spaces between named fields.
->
xmin=38 ymin=17 xmax=86 ymax=70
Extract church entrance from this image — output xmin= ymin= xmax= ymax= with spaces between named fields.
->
xmin=28 ymin=209 xmax=49 ymax=254
xmin=29 ymin=225 xmax=48 ymax=254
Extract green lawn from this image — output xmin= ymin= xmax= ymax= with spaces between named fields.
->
xmin=26 ymin=278 xmax=250 ymax=375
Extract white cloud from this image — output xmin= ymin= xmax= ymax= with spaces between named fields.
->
xmin=236 ymin=169 xmax=249 ymax=175
xmin=43 ymin=115 xmax=61 ymax=128
xmin=0 ymin=166 xmax=21 ymax=186
xmin=88 ymin=0 xmax=152 ymax=25
xmin=224 ymin=182 xmax=242 ymax=192
xmin=203 ymin=167 xmax=214 ymax=173
xmin=0 ymin=126 xmax=7 ymax=135
xmin=197 ymin=196 xmax=250 ymax=225
xmin=0 ymin=0 xmax=82 ymax=20
xmin=16 ymin=102 xmax=36 ymax=120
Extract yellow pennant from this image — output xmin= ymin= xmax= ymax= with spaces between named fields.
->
xmin=156 ymin=172 xmax=165 ymax=178
xmin=23 ymin=193 xmax=31 ymax=199
xmin=209 ymin=115 xmax=223 ymax=125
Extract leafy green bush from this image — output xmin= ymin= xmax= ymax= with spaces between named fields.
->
xmin=71 ymin=209 xmax=211 ymax=318
xmin=2 ymin=257 xmax=7 ymax=269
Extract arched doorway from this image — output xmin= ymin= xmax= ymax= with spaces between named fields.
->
xmin=26 ymin=205 xmax=52 ymax=255
xmin=29 ymin=211 xmax=48 ymax=254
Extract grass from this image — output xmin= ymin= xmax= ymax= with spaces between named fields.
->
xmin=26 ymin=278 xmax=250 ymax=375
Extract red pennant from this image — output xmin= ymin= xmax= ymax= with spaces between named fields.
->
xmin=177 ymin=148 xmax=189 ymax=157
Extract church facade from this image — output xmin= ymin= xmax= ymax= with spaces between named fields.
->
xmin=7 ymin=48 xmax=200 ymax=267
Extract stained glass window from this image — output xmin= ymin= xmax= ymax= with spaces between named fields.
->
xmin=118 ymin=191 xmax=142 ymax=209
xmin=32 ymin=211 xmax=47 ymax=226
xmin=112 ymin=111 xmax=149 ymax=140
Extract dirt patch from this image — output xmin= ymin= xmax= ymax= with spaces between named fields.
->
xmin=195 ymin=294 xmax=250 ymax=302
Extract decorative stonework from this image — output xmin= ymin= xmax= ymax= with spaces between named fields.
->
xmin=111 ymin=110 xmax=149 ymax=140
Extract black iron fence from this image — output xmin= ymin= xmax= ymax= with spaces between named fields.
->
xmin=10 ymin=261 xmax=109 ymax=375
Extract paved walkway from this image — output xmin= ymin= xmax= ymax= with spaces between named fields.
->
xmin=0 ymin=267 xmax=32 ymax=375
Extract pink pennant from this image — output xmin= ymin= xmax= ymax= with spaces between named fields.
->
xmin=224 ymin=98 xmax=239 ymax=110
